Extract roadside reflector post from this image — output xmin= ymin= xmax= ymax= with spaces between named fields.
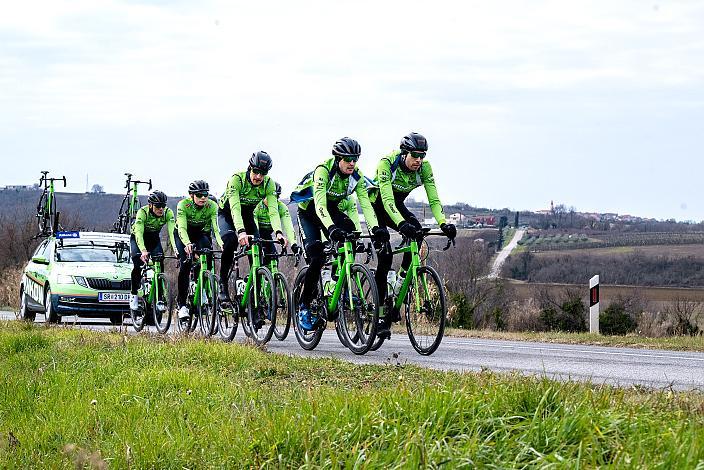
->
xmin=589 ymin=275 xmax=600 ymax=334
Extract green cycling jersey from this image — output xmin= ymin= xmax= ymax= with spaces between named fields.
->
xmin=369 ymin=150 xmax=446 ymax=226
xmin=294 ymin=157 xmax=379 ymax=229
xmin=254 ymin=200 xmax=297 ymax=245
xmin=176 ymin=198 xmax=224 ymax=248
xmin=219 ymin=171 xmax=282 ymax=234
xmin=131 ymin=205 xmax=177 ymax=253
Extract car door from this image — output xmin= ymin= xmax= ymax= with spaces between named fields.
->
xmin=24 ymin=240 xmax=50 ymax=309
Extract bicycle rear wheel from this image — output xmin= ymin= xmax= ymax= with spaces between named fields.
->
xmin=404 ymin=266 xmax=446 ymax=356
xmin=153 ymin=273 xmax=173 ymax=334
xmin=273 ymin=272 xmax=291 ymax=341
xmin=291 ymin=266 xmax=324 ymax=350
xmin=338 ymin=263 xmax=379 ymax=355
xmin=246 ymin=267 xmax=276 ymax=345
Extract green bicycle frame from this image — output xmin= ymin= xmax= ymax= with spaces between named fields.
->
xmin=190 ymin=253 xmax=214 ymax=309
xmin=142 ymin=259 xmax=163 ymax=304
xmin=391 ymin=239 xmax=429 ymax=312
xmin=128 ymin=183 xmax=140 ymax=220
xmin=326 ymin=240 xmax=367 ymax=314
xmin=45 ymin=179 xmax=55 ymax=216
xmin=238 ymin=243 xmax=262 ymax=310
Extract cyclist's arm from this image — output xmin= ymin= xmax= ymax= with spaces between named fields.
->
xmin=227 ymin=174 xmax=246 ymax=233
xmin=166 ymin=208 xmax=177 ymax=252
xmin=278 ymin=201 xmax=297 ymax=245
xmin=132 ymin=208 xmax=148 ymax=252
xmin=265 ymin=185 xmax=283 ymax=234
xmin=210 ymin=201 xmax=224 ymax=248
xmin=312 ymin=165 xmax=334 ymax=228
xmin=421 ymin=161 xmax=447 ymax=225
xmin=377 ymin=157 xmax=405 ymax=226
xmin=354 ymin=170 xmax=379 ymax=229
xmin=176 ymin=200 xmax=191 ymax=245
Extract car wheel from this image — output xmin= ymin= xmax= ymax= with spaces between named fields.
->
xmin=109 ymin=313 xmax=124 ymax=326
xmin=19 ymin=287 xmax=36 ymax=322
xmin=44 ymin=287 xmax=59 ymax=323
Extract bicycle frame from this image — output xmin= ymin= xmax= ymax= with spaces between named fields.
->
xmin=36 ymin=171 xmax=66 ymax=236
xmin=325 ymin=238 xmax=370 ymax=315
xmin=237 ymin=242 xmax=263 ymax=310
xmin=141 ymin=257 xmax=164 ymax=305
xmin=190 ymin=252 xmax=214 ymax=309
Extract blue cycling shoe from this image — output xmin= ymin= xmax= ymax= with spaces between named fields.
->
xmin=297 ymin=303 xmax=317 ymax=331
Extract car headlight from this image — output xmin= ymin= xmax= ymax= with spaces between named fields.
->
xmin=57 ymin=274 xmax=75 ymax=285
xmin=74 ymin=276 xmax=89 ymax=288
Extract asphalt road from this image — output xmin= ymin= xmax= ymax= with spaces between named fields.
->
xmin=3 ymin=310 xmax=703 ymax=391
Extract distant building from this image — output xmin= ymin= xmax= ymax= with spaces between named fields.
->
xmin=1 ymin=184 xmax=39 ymax=191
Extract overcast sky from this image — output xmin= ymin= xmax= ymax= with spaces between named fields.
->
xmin=1 ymin=1 xmax=703 ymax=221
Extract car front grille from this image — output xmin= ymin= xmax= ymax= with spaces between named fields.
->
xmin=86 ymin=278 xmax=131 ymax=290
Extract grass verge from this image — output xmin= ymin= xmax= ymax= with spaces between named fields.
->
xmin=1 ymin=321 xmax=703 ymax=468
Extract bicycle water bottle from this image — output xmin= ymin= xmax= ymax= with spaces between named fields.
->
xmin=322 ymin=269 xmax=334 ymax=296
xmin=387 ymin=270 xmax=396 ymax=288
xmin=236 ymin=279 xmax=246 ymax=297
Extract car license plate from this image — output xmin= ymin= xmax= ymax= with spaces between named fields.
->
xmin=98 ymin=292 xmax=130 ymax=303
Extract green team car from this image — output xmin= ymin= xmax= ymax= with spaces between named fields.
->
xmin=19 ymin=231 xmax=132 ymax=325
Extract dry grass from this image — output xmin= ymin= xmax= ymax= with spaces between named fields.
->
xmin=0 ymin=266 xmax=22 ymax=310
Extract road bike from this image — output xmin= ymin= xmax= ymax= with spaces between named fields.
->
xmin=130 ymin=253 xmax=175 ymax=334
xmin=217 ymin=237 xmax=279 ymax=345
xmin=292 ymin=231 xmax=379 ymax=355
xmin=371 ymin=228 xmax=454 ymax=355
xmin=35 ymin=171 xmax=66 ymax=237
xmin=174 ymin=247 xmax=219 ymax=336
xmin=112 ymin=173 xmax=152 ymax=234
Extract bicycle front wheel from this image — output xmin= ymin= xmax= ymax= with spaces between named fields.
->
xmin=273 ymin=272 xmax=291 ymax=341
xmin=246 ymin=267 xmax=276 ymax=345
xmin=404 ymin=266 xmax=446 ymax=356
xmin=153 ymin=273 xmax=173 ymax=334
xmin=291 ymin=266 xmax=324 ymax=350
xmin=199 ymin=271 xmax=218 ymax=337
xmin=338 ymin=263 xmax=379 ymax=355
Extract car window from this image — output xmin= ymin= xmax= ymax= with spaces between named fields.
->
xmin=56 ymin=246 xmax=130 ymax=263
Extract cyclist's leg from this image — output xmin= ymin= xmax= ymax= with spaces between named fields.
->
xmin=371 ymin=199 xmax=396 ymax=303
xmin=129 ymin=235 xmax=144 ymax=296
xmin=396 ymin=200 xmax=422 ymax=275
xmin=240 ymin=205 xmax=260 ymax=265
xmin=299 ymin=206 xmax=325 ymax=307
xmin=260 ymin=228 xmax=275 ymax=265
xmin=174 ymin=228 xmax=190 ymax=310
xmin=218 ymin=211 xmax=237 ymax=294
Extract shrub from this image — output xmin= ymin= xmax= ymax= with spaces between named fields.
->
xmin=600 ymin=302 xmax=637 ymax=335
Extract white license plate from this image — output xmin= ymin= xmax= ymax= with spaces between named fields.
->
xmin=98 ymin=292 xmax=130 ymax=303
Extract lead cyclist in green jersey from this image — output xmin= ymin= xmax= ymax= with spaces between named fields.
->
xmin=129 ymin=190 xmax=177 ymax=312
xmin=218 ymin=152 xmax=287 ymax=301
xmin=291 ymin=137 xmax=389 ymax=330
xmin=369 ymin=132 xmax=456 ymax=337
xmin=175 ymin=180 xmax=224 ymax=323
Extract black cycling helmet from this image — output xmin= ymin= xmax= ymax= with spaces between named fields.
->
xmin=249 ymin=151 xmax=273 ymax=173
xmin=274 ymin=181 xmax=282 ymax=198
xmin=400 ymin=132 xmax=428 ymax=153
xmin=188 ymin=180 xmax=209 ymax=194
xmin=332 ymin=137 xmax=361 ymax=159
xmin=148 ymin=190 xmax=167 ymax=205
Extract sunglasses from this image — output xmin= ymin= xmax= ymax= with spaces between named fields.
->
xmin=152 ymin=203 xmax=166 ymax=209
xmin=194 ymin=192 xmax=209 ymax=198
xmin=251 ymin=168 xmax=268 ymax=176
xmin=409 ymin=151 xmax=426 ymax=159
xmin=341 ymin=155 xmax=359 ymax=163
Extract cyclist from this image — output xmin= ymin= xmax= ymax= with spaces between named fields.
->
xmin=369 ymin=132 xmax=456 ymax=336
xmin=218 ymin=151 xmax=287 ymax=301
xmin=129 ymin=190 xmax=177 ymax=312
xmin=291 ymin=137 xmax=389 ymax=330
xmin=175 ymin=180 xmax=224 ymax=323
xmin=254 ymin=181 xmax=300 ymax=265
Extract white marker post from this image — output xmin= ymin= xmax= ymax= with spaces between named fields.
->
xmin=589 ymin=275 xmax=600 ymax=334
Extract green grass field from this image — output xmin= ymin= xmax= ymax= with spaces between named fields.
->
xmin=1 ymin=322 xmax=703 ymax=468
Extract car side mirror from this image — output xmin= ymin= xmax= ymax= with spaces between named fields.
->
xmin=32 ymin=256 xmax=50 ymax=265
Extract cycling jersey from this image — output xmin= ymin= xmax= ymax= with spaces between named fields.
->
xmin=291 ymin=157 xmax=378 ymax=229
xmin=369 ymin=150 xmax=446 ymax=226
xmin=253 ymin=200 xmax=296 ymax=245
xmin=131 ymin=205 xmax=177 ymax=253
xmin=176 ymin=198 xmax=223 ymax=247
xmin=219 ymin=171 xmax=282 ymax=234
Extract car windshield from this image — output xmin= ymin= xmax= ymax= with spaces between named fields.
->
xmin=56 ymin=245 xmax=130 ymax=263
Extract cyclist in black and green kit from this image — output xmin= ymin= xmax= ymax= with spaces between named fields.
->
xmin=218 ymin=151 xmax=287 ymax=301
xmin=175 ymin=180 xmax=224 ymax=322
xmin=369 ymin=132 xmax=456 ymax=337
xmin=129 ymin=190 xmax=177 ymax=312
xmin=291 ymin=137 xmax=389 ymax=330
xmin=253 ymin=182 xmax=300 ymax=265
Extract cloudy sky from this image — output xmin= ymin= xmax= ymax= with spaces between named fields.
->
xmin=1 ymin=0 xmax=703 ymax=220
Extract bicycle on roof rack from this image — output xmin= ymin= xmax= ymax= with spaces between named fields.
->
xmin=112 ymin=173 xmax=152 ymax=234
xmin=34 ymin=171 xmax=66 ymax=238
